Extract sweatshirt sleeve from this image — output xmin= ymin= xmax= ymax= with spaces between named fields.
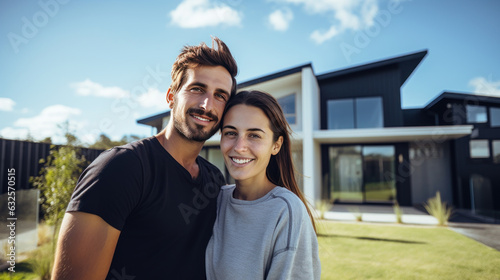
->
xmin=265 ymin=195 xmax=321 ymax=280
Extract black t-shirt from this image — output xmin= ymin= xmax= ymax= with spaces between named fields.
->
xmin=67 ymin=136 xmax=225 ymax=279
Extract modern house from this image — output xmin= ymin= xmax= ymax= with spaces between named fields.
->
xmin=137 ymin=50 xmax=500 ymax=218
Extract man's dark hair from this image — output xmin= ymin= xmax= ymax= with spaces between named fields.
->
xmin=170 ymin=37 xmax=238 ymax=96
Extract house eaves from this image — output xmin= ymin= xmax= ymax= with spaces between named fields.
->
xmin=137 ymin=110 xmax=170 ymax=128
xmin=237 ymin=63 xmax=312 ymax=89
xmin=317 ymin=50 xmax=428 ymax=87
xmin=424 ymin=91 xmax=500 ymax=111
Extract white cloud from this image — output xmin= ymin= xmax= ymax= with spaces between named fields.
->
xmin=170 ymin=0 xmax=242 ymax=28
xmin=136 ymin=88 xmax=169 ymax=110
xmin=0 ymin=127 xmax=29 ymax=140
xmin=1 ymin=104 xmax=83 ymax=142
xmin=275 ymin=0 xmax=379 ymax=44
xmin=0 ymin=97 xmax=16 ymax=111
xmin=71 ymin=79 xmax=129 ymax=99
xmin=311 ymin=25 xmax=340 ymax=44
xmin=469 ymin=77 xmax=500 ymax=97
xmin=269 ymin=8 xmax=294 ymax=31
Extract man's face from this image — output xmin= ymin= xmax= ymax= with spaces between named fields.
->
xmin=169 ymin=65 xmax=233 ymax=142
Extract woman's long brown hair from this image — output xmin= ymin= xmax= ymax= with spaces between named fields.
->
xmin=222 ymin=90 xmax=316 ymax=232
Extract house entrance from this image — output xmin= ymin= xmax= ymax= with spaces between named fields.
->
xmin=328 ymin=145 xmax=396 ymax=203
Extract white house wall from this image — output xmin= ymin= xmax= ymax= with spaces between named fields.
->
xmin=301 ymin=67 xmax=322 ymax=205
xmin=239 ymin=72 xmax=303 ymax=132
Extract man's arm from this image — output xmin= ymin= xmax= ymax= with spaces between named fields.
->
xmin=52 ymin=212 xmax=121 ymax=280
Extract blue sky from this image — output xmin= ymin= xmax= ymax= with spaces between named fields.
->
xmin=1 ymin=0 xmax=499 ymax=144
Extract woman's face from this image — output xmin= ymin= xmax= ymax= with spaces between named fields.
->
xmin=220 ymin=104 xmax=282 ymax=186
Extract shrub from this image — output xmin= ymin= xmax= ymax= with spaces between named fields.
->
xmin=315 ymin=199 xmax=332 ymax=219
xmin=424 ymin=191 xmax=453 ymax=226
xmin=31 ymin=145 xmax=87 ymax=239
xmin=28 ymin=244 xmax=54 ymax=280
xmin=348 ymin=207 xmax=363 ymax=222
xmin=393 ymin=202 xmax=403 ymax=224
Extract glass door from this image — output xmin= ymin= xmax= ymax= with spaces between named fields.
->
xmin=363 ymin=146 xmax=396 ymax=203
xmin=329 ymin=146 xmax=363 ymax=203
xmin=328 ymin=145 xmax=396 ymax=203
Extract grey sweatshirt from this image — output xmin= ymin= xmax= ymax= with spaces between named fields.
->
xmin=206 ymin=185 xmax=321 ymax=280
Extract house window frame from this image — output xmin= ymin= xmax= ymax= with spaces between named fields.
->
xmin=277 ymin=93 xmax=297 ymax=125
xmin=466 ymin=104 xmax=488 ymax=124
xmin=489 ymin=106 xmax=500 ymax=128
xmin=492 ymin=140 xmax=500 ymax=164
xmin=469 ymin=139 xmax=490 ymax=159
xmin=327 ymin=96 xmax=384 ymax=130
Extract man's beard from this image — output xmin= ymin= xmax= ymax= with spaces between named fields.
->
xmin=173 ymin=107 xmax=220 ymax=142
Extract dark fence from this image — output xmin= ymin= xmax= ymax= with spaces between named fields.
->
xmin=0 ymin=138 xmax=104 ymax=194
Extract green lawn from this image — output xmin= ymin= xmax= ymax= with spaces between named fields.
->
xmin=318 ymin=220 xmax=500 ymax=280
xmin=2 ymin=221 xmax=500 ymax=280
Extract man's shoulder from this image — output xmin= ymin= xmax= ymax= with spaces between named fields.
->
xmin=115 ymin=136 xmax=157 ymax=152
xmin=90 ymin=136 xmax=158 ymax=169
xmin=107 ymin=136 xmax=158 ymax=157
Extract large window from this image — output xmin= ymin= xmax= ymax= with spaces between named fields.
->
xmin=490 ymin=107 xmax=500 ymax=127
xmin=466 ymin=105 xmax=487 ymax=123
xmin=493 ymin=140 xmax=500 ymax=164
xmin=327 ymin=97 xmax=383 ymax=129
xmin=328 ymin=145 xmax=395 ymax=203
xmin=277 ymin=94 xmax=296 ymax=125
xmin=469 ymin=140 xmax=490 ymax=158
xmin=327 ymin=99 xmax=354 ymax=129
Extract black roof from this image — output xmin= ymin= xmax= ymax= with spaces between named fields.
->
xmin=317 ymin=50 xmax=428 ymax=86
xmin=425 ymin=91 xmax=500 ymax=110
xmin=136 ymin=110 xmax=171 ymax=126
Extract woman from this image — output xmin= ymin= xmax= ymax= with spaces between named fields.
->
xmin=206 ymin=90 xmax=321 ymax=280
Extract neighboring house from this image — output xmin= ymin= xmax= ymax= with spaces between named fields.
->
xmin=137 ymin=50 xmax=500 ymax=218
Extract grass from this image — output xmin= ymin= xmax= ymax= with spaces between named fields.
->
xmin=0 ymin=262 xmax=37 ymax=280
xmin=317 ymin=220 xmax=500 ymax=280
xmin=0 ymin=244 xmax=54 ymax=280
xmin=3 ymin=220 xmax=500 ymax=280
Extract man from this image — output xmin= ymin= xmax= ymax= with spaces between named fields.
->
xmin=52 ymin=37 xmax=238 ymax=280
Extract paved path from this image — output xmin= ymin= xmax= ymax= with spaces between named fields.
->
xmin=323 ymin=205 xmax=500 ymax=251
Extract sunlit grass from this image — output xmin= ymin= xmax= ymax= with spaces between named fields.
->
xmin=3 ymin=220 xmax=499 ymax=280
xmin=317 ymin=220 xmax=500 ymax=280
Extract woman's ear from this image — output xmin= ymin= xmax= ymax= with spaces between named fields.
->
xmin=271 ymin=136 xmax=284 ymax=155
xmin=166 ymin=88 xmax=175 ymax=109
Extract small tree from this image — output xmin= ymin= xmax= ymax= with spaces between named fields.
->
xmin=31 ymin=145 xmax=87 ymax=237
